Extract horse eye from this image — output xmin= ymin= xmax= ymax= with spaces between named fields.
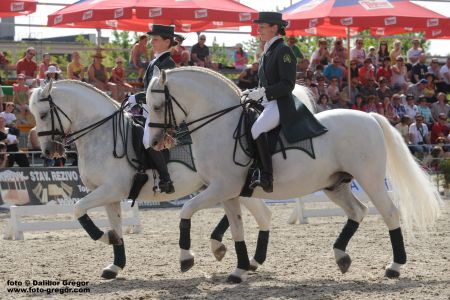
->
xmin=40 ymin=112 xmax=48 ymax=120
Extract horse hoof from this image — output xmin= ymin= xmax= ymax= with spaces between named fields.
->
xmin=108 ymin=230 xmax=122 ymax=245
xmin=385 ymin=268 xmax=400 ymax=278
xmin=248 ymin=264 xmax=258 ymax=272
xmin=101 ymin=269 xmax=117 ymax=279
xmin=226 ymin=274 xmax=242 ymax=284
xmin=337 ymin=254 xmax=352 ymax=274
xmin=213 ymin=244 xmax=227 ymax=261
xmin=180 ymin=258 xmax=195 ymax=272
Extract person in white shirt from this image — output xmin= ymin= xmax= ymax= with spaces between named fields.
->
xmin=404 ymin=94 xmax=419 ymax=118
xmin=408 ymin=113 xmax=430 ymax=158
xmin=406 ymin=39 xmax=423 ymax=65
xmin=350 ymin=38 xmax=366 ymax=67
xmin=439 ymin=57 xmax=450 ymax=92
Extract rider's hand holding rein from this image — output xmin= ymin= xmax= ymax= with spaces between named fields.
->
xmin=247 ymin=87 xmax=266 ymax=102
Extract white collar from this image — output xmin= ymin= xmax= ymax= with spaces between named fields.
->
xmin=263 ymin=36 xmax=282 ymax=54
xmin=154 ymin=50 xmax=170 ymax=60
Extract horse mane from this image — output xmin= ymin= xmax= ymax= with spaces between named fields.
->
xmin=167 ymin=66 xmax=241 ymax=98
xmin=53 ymin=80 xmax=121 ymax=108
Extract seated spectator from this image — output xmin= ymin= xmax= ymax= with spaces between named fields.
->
xmin=392 ymin=93 xmax=407 ymax=119
xmin=367 ymin=46 xmax=377 ymax=68
xmin=376 ymin=77 xmax=392 ymax=100
xmin=423 ymin=73 xmax=437 ymax=104
xmin=408 ymin=113 xmax=431 ymax=158
xmin=16 ymin=47 xmax=38 ymax=87
xmin=364 ymin=95 xmax=378 ymax=113
xmin=316 ymin=76 xmax=328 ymax=97
xmin=232 ymin=43 xmax=248 ymax=70
xmin=376 ymin=57 xmax=392 ymax=83
xmin=0 ymin=102 xmax=17 ymax=125
xmin=13 ymin=73 xmax=30 ymax=111
xmin=191 ymin=35 xmax=211 ymax=68
xmin=310 ymin=38 xmax=330 ymax=71
xmin=406 ymin=78 xmax=427 ymax=102
xmin=440 ymin=57 xmax=450 ymax=93
xmin=330 ymin=38 xmax=347 ymax=68
xmin=15 ymin=106 xmax=35 ymax=126
xmin=237 ymin=62 xmax=259 ymax=90
xmin=431 ymin=92 xmax=450 ymax=122
xmin=333 ymin=93 xmax=351 ymax=109
xmin=0 ymin=51 xmax=9 ymax=68
xmin=314 ymin=64 xmax=324 ymax=79
xmin=411 ymin=53 xmax=428 ymax=84
xmin=351 ymin=95 xmax=366 ymax=111
xmin=0 ymin=142 xmax=7 ymax=168
xmin=377 ymin=41 xmax=389 ymax=67
xmin=287 ymin=36 xmax=304 ymax=62
xmin=428 ymin=58 xmax=446 ymax=93
xmin=305 ymin=77 xmax=319 ymax=100
xmin=327 ymin=76 xmax=340 ymax=104
xmin=296 ymin=58 xmax=310 ymax=82
xmin=323 ymin=57 xmax=344 ymax=87
xmin=38 ymin=53 xmax=51 ymax=80
xmin=389 ymin=40 xmax=402 ymax=66
xmin=130 ymin=34 xmax=150 ymax=82
xmin=431 ymin=113 xmax=450 ymax=144
xmin=88 ymin=52 xmax=118 ymax=100
xmin=0 ymin=115 xmax=29 ymax=167
xmin=359 ymin=77 xmax=378 ymax=100
xmin=317 ymin=94 xmax=332 ymax=112
xmin=67 ymin=51 xmax=85 ymax=81
xmin=42 ymin=65 xmax=62 ymax=85
xmin=171 ymin=35 xmax=190 ymax=67
xmin=407 ymin=38 xmax=423 ymax=66
xmin=350 ymin=38 xmax=366 ymax=67
xmin=345 ymin=77 xmax=360 ymax=105
xmin=347 ymin=59 xmax=360 ymax=82
xmin=395 ymin=115 xmax=412 ymax=143
xmin=417 ymin=96 xmax=433 ymax=127
xmin=358 ymin=57 xmax=375 ymax=86
xmin=381 ymin=96 xmax=400 ymax=124
xmin=391 ymin=56 xmax=409 ymax=92
xmin=27 ymin=126 xmax=55 ymax=167
xmin=110 ymin=57 xmax=134 ymax=102
xmin=404 ymin=94 xmax=419 ymax=118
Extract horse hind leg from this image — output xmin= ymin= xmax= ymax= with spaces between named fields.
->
xmin=324 ymin=180 xmax=368 ymax=274
xmin=101 ymin=202 xmax=126 ymax=280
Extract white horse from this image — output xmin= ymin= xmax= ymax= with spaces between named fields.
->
xmin=147 ymin=66 xmax=442 ymax=283
xmin=29 ymin=80 xmax=284 ymax=280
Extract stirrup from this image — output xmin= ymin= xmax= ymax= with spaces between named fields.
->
xmin=249 ymin=168 xmax=261 ymax=190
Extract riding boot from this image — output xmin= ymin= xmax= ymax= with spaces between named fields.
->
xmin=249 ymin=133 xmax=273 ymax=193
xmin=147 ymin=148 xmax=175 ymax=194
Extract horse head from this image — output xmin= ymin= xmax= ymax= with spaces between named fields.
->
xmin=29 ymin=80 xmax=69 ymax=158
xmin=147 ymin=66 xmax=187 ymax=151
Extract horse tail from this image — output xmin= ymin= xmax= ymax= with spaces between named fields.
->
xmin=370 ymin=112 xmax=442 ymax=233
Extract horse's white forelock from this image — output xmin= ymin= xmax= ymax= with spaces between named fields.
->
xmin=166 ymin=66 xmax=241 ymax=98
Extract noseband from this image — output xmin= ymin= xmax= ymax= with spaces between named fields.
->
xmin=37 ymin=95 xmax=72 ymax=143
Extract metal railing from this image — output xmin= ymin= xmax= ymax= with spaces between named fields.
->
xmin=3 ymin=150 xmax=77 ymax=167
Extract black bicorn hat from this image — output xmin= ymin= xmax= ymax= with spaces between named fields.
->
xmin=253 ymin=12 xmax=289 ymax=27
xmin=147 ymin=24 xmax=178 ymax=38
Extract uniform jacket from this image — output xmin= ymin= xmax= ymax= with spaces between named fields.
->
xmin=144 ymin=52 xmax=176 ymax=90
xmin=259 ymin=38 xmax=327 ymax=143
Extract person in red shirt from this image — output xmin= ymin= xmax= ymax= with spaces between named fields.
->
xmin=376 ymin=57 xmax=392 ymax=84
xmin=431 ymin=113 xmax=449 ymax=144
xmin=110 ymin=57 xmax=133 ymax=102
xmin=16 ymin=47 xmax=38 ymax=87
xmin=171 ymin=35 xmax=189 ymax=67
xmin=358 ymin=57 xmax=375 ymax=86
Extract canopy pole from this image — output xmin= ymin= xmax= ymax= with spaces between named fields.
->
xmin=96 ymin=28 xmax=102 ymax=47
xmin=347 ymin=27 xmax=351 ymax=102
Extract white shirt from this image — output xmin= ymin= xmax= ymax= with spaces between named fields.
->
xmin=405 ymin=104 xmax=419 ymax=119
xmin=0 ymin=112 xmax=16 ymax=125
xmin=409 ymin=122 xmax=428 ymax=144
xmin=350 ymin=47 xmax=365 ymax=65
xmin=440 ymin=64 xmax=450 ymax=84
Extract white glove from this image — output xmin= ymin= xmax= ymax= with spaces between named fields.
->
xmin=248 ymin=87 xmax=266 ymax=101
xmin=126 ymin=94 xmax=137 ymax=108
xmin=241 ymin=89 xmax=251 ymax=96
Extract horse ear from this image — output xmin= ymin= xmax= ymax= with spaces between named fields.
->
xmin=41 ymin=79 xmax=53 ymax=98
xmin=152 ymin=66 xmax=161 ymax=80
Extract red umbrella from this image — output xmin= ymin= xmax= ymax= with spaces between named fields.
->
xmin=282 ymin=0 xmax=449 ymax=31
xmin=0 ymin=0 xmax=36 ymax=17
xmin=47 ymin=0 xmax=257 ymax=32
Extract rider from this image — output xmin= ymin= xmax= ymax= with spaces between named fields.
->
xmin=127 ymin=24 xmax=179 ymax=194
xmin=246 ymin=12 xmax=297 ymax=193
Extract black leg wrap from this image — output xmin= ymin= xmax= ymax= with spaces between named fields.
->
xmin=179 ymin=218 xmax=191 ymax=250
xmin=113 ymin=239 xmax=126 ymax=269
xmin=235 ymin=241 xmax=250 ymax=270
xmin=389 ymin=228 xmax=407 ymax=264
xmin=78 ymin=214 xmax=104 ymax=241
xmin=333 ymin=219 xmax=359 ymax=252
xmin=210 ymin=215 xmax=230 ymax=242
xmin=254 ymin=230 xmax=270 ymax=264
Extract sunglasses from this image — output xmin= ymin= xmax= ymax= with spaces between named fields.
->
xmin=116 ymin=61 xmax=123 ymax=64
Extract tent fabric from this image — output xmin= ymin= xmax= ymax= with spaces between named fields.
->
xmin=0 ymin=0 xmax=36 ymax=17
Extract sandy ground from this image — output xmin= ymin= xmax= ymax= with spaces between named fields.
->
xmin=0 ymin=201 xmax=449 ymax=300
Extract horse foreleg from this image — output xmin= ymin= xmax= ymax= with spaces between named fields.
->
xmin=179 ymin=184 xmax=237 ymax=273
xmin=210 ymin=215 xmax=229 ymax=262
xmin=222 ymin=198 xmax=250 ymax=283
xmin=74 ymin=184 xmax=123 ymax=245
xmin=324 ymin=183 xmax=368 ymax=274
xmin=101 ymin=202 xmax=126 ymax=280
xmin=240 ymin=197 xmax=272 ymax=271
